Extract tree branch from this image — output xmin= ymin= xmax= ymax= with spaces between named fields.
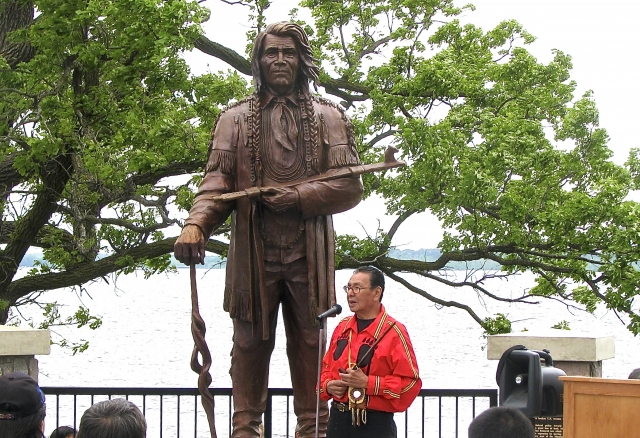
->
xmin=381 ymin=267 xmax=486 ymax=327
xmin=387 ymin=210 xmax=416 ymax=243
xmin=0 ymin=0 xmax=36 ymax=68
xmin=359 ymin=34 xmax=393 ymax=58
xmin=420 ymin=269 xmax=539 ymax=304
xmin=75 ymin=215 xmax=176 ymax=234
xmin=367 ymin=129 xmax=398 ymax=148
xmin=1 ymin=153 xmax=74 ymax=293
xmin=194 ymin=35 xmax=251 ymax=75
xmin=0 ymin=222 xmax=75 ymax=248
xmin=5 ymin=237 xmax=229 ymax=302
xmin=0 ymin=153 xmax=24 ymax=198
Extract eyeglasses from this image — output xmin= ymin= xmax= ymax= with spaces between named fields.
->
xmin=343 ymin=285 xmax=371 ymax=294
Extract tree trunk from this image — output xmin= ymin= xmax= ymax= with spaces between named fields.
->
xmin=0 ymin=153 xmax=74 ymax=323
xmin=0 ymin=0 xmax=35 ymax=68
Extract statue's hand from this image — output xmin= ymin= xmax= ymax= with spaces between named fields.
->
xmin=261 ymin=187 xmax=299 ymax=213
xmin=174 ymin=225 xmax=206 ymax=265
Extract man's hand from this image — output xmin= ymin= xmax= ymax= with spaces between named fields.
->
xmin=260 ymin=187 xmax=299 ymax=213
xmin=327 ymin=379 xmax=348 ymax=398
xmin=174 ymin=225 xmax=206 ymax=265
xmin=339 ymin=367 xmax=369 ymax=389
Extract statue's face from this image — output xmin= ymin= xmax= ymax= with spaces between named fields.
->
xmin=260 ymin=34 xmax=300 ymax=95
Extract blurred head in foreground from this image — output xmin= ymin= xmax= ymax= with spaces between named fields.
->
xmin=468 ymin=406 xmax=534 ymax=438
xmin=50 ymin=425 xmax=76 ymax=438
xmin=0 ymin=372 xmax=46 ymax=438
xmin=76 ymin=399 xmax=146 ymax=438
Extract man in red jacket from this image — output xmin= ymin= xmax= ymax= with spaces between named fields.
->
xmin=319 ymin=266 xmax=421 ymax=437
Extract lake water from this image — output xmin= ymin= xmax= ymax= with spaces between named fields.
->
xmin=18 ymin=267 xmax=639 ymax=436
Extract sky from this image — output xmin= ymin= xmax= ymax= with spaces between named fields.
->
xmin=184 ymin=0 xmax=640 ymax=249
xmin=467 ymin=0 xmax=639 ymax=166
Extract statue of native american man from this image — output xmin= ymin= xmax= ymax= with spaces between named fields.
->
xmin=174 ymin=21 xmax=363 ymax=438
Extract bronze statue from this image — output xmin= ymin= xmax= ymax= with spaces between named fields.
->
xmin=174 ymin=22 xmax=363 ymax=437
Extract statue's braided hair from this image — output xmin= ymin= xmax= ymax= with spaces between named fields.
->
xmin=248 ymin=22 xmax=322 ymax=184
xmin=249 ymin=93 xmax=262 ymax=185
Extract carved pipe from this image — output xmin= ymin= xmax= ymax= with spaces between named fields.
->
xmin=190 ymin=263 xmax=217 ymax=438
xmin=211 ymin=146 xmax=406 ymax=202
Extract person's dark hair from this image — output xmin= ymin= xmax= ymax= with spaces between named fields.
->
xmin=76 ymin=399 xmax=146 ymax=438
xmin=629 ymin=368 xmax=640 ymax=379
xmin=468 ymin=406 xmax=534 ymax=438
xmin=0 ymin=406 xmax=46 ymax=438
xmin=353 ymin=265 xmax=385 ymax=301
xmin=50 ymin=425 xmax=76 ymax=438
xmin=251 ymin=21 xmax=319 ymax=95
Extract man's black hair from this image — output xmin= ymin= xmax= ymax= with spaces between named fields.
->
xmin=353 ymin=265 xmax=385 ymax=301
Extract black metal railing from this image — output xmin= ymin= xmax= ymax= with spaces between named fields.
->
xmin=41 ymin=387 xmax=497 ymax=438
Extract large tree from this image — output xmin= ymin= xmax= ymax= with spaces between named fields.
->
xmin=1 ymin=0 xmax=639 ymax=345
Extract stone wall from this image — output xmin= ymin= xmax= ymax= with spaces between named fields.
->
xmin=0 ymin=355 xmax=39 ymax=380
xmin=0 ymin=326 xmax=50 ymax=381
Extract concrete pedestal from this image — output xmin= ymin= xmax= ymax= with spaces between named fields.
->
xmin=0 ymin=326 xmax=51 ymax=381
xmin=487 ymin=329 xmax=615 ymax=377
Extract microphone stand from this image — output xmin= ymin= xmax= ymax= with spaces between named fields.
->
xmin=315 ymin=316 xmax=325 ymax=438
xmin=314 ymin=304 xmax=340 ymax=438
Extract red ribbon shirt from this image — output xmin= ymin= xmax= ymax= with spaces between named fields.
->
xmin=319 ymin=305 xmax=422 ymax=413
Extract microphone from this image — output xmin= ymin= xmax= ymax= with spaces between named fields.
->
xmin=316 ymin=304 xmax=342 ymax=321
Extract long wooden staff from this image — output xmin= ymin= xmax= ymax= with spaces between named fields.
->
xmin=190 ymin=263 xmax=217 ymax=438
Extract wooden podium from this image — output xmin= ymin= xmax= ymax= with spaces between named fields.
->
xmin=560 ymin=376 xmax=640 ymax=438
